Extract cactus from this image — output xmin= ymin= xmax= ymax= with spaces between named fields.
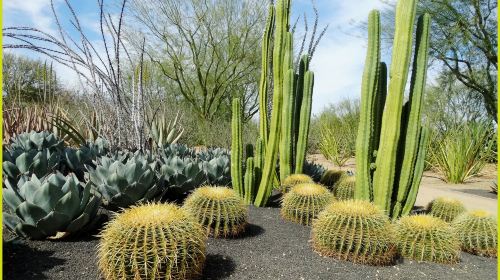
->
xmin=319 ymin=169 xmax=345 ymax=188
xmin=294 ymin=70 xmax=314 ymax=174
xmin=244 ymin=157 xmax=256 ymax=204
xmin=334 ymin=175 xmax=355 ymax=200
xmin=279 ymin=173 xmax=313 ymax=193
xmin=428 ymin=197 xmax=466 ymax=222
xmin=396 ymin=214 xmax=460 ymax=263
xmin=452 ymin=210 xmax=497 ymax=257
xmin=354 ymin=0 xmax=431 ymax=218
xmin=183 ymin=186 xmax=247 ymax=238
xmin=292 ymin=55 xmax=309 ymax=165
xmin=279 ymin=67 xmax=295 ymax=181
xmin=245 ymin=143 xmax=254 ymax=159
xmin=281 ymin=183 xmax=333 ymax=225
xmin=98 ymin=203 xmax=206 ymax=280
xmin=311 ymin=200 xmax=397 ymax=265
xmin=231 ymin=98 xmax=244 ymax=197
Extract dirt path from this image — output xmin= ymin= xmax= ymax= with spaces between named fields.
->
xmin=307 ymin=154 xmax=498 ymax=217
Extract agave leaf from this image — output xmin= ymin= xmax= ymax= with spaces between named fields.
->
xmin=16 ymin=201 xmax=48 ymax=225
xmin=36 ymin=211 xmax=72 ymax=237
xmin=19 ymin=181 xmax=40 ymax=204
xmin=3 ymin=213 xmax=22 ymax=231
xmin=53 ymin=191 xmax=80 ymax=220
xmin=65 ymin=212 xmax=90 ymax=233
xmin=3 ymin=187 xmax=23 ymax=211
xmin=3 ymin=161 xmax=21 ymax=179
xmin=31 ymin=180 xmax=64 ymax=213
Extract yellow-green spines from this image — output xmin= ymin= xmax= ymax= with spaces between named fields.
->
xmin=281 ymin=183 xmax=333 ymax=225
xmin=334 ymin=176 xmax=355 ymax=200
xmin=184 ymin=186 xmax=248 ymax=238
xmin=396 ymin=214 xmax=460 ymax=264
xmin=319 ymin=169 xmax=345 ymax=188
xmin=97 ymin=203 xmax=206 ymax=280
xmin=428 ymin=197 xmax=466 ymax=222
xmin=311 ymin=200 xmax=397 ymax=265
xmin=452 ymin=210 xmax=497 ymax=257
xmin=280 ymin=173 xmax=314 ymax=193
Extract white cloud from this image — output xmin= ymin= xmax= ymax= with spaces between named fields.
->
xmin=3 ymin=0 xmax=60 ymax=34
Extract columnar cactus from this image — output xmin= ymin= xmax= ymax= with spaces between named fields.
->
xmin=294 ymin=69 xmax=314 ymax=174
xmin=281 ymin=183 xmax=333 ymax=225
xmin=231 ymin=98 xmax=244 ymax=197
xmin=452 ymin=210 xmax=497 ymax=257
xmin=319 ymin=169 xmax=345 ymax=188
xmin=244 ymin=157 xmax=255 ymax=204
xmin=334 ymin=176 xmax=355 ymax=200
xmin=98 ymin=203 xmax=206 ymax=280
xmin=183 ymin=186 xmax=248 ymax=238
xmin=280 ymin=173 xmax=313 ymax=193
xmin=428 ymin=197 xmax=466 ymax=222
xmin=311 ymin=200 xmax=397 ymax=265
xmin=396 ymin=214 xmax=460 ymax=263
xmin=355 ymin=0 xmax=431 ymax=218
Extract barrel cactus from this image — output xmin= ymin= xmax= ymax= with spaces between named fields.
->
xmin=319 ymin=169 xmax=345 ymax=188
xmin=280 ymin=174 xmax=314 ymax=193
xmin=452 ymin=210 xmax=497 ymax=257
xmin=3 ymin=172 xmax=101 ymax=239
xmin=428 ymin=197 xmax=466 ymax=222
xmin=87 ymin=156 xmax=162 ymax=209
xmin=98 ymin=203 xmax=206 ymax=280
xmin=396 ymin=214 xmax=460 ymax=263
xmin=333 ymin=175 xmax=355 ymax=200
xmin=311 ymin=200 xmax=397 ymax=265
xmin=281 ymin=183 xmax=334 ymax=225
xmin=183 ymin=186 xmax=248 ymax=238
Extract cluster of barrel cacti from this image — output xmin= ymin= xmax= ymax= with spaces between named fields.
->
xmin=355 ymin=0 xmax=431 ymax=219
xmin=231 ymin=0 xmax=316 ymax=207
xmin=281 ymin=183 xmax=333 ymax=225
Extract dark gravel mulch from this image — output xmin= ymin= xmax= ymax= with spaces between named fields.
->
xmin=4 ymin=206 xmax=497 ymax=280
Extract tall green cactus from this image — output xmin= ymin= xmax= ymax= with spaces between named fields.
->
xmin=244 ymin=157 xmax=255 ymax=204
xmin=294 ymin=70 xmax=314 ymax=174
xmin=231 ymin=98 xmax=244 ymax=197
xmin=259 ymin=5 xmax=275 ymax=147
xmin=292 ymin=55 xmax=309 ymax=163
xmin=355 ymin=0 xmax=431 ymax=218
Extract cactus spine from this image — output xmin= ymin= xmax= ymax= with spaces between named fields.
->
xmin=355 ymin=0 xmax=431 ymax=218
xmin=231 ymin=98 xmax=243 ymax=197
xmin=244 ymin=157 xmax=255 ymax=204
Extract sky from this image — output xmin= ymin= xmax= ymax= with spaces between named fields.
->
xmin=3 ymin=0 xmax=392 ymax=115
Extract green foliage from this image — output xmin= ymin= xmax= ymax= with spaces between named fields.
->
xmin=98 ymin=203 xmax=206 ymax=280
xmin=3 ymin=172 xmax=101 ymax=239
xmin=333 ymin=176 xmax=355 ymax=201
xmin=183 ymin=186 xmax=248 ymax=238
xmin=280 ymin=183 xmax=333 ymax=225
xmin=311 ymin=200 xmax=397 ymax=265
xmin=319 ymin=169 xmax=345 ymax=188
xmin=452 ymin=210 xmax=497 ymax=257
xmin=428 ymin=197 xmax=466 ymax=222
xmin=396 ymin=214 xmax=460 ymax=263
xmin=280 ymin=174 xmax=314 ymax=193
xmin=149 ymin=111 xmax=184 ymax=150
xmin=428 ymin=122 xmax=495 ymax=183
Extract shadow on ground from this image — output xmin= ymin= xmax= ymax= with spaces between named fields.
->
xmin=202 ymin=254 xmax=236 ymax=279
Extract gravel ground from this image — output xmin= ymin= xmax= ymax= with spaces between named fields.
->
xmin=3 ymin=206 xmax=497 ymax=280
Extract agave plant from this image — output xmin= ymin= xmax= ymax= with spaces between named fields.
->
xmin=10 ymin=131 xmax=64 ymax=152
xmin=3 ymin=172 xmax=101 ymax=239
xmin=87 ymin=156 xmax=163 ymax=209
xmin=3 ymin=148 xmax=60 ymax=185
xmin=202 ymin=156 xmax=231 ymax=186
xmin=303 ymin=161 xmax=326 ymax=182
xmin=160 ymin=143 xmax=196 ymax=159
xmin=159 ymin=156 xmax=205 ymax=197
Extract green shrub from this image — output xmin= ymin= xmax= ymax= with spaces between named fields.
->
xmin=281 ymin=183 xmax=334 ymax=225
xmin=452 ymin=210 xmax=497 ymax=257
xmin=396 ymin=214 xmax=460 ymax=263
xmin=183 ymin=186 xmax=247 ymax=238
xmin=428 ymin=197 xmax=466 ymax=222
xmin=98 ymin=203 xmax=206 ymax=280
xmin=311 ymin=200 xmax=397 ymax=265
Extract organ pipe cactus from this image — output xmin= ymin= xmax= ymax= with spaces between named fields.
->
xmin=355 ymin=0 xmax=431 ymax=218
xmin=3 ymin=172 xmax=101 ymax=239
xmin=231 ymin=98 xmax=244 ymax=197
xmin=244 ymin=157 xmax=255 ymax=204
xmin=294 ymin=70 xmax=314 ymax=174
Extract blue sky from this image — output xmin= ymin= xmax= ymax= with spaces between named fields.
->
xmin=3 ymin=0 xmax=392 ymax=114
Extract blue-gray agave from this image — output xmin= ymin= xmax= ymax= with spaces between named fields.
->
xmin=3 ymin=148 xmax=60 ymax=185
xmin=202 ymin=156 xmax=231 ymax=186
xmin=159 ymin=156 xmax=205 ymax=195
xmin=3 ymin=172 xmax=101 ymax=239
xmin=10 ymin=131 xmax=64 ymax=152
xmin=87 ymin=156 xmax=162 ymax=209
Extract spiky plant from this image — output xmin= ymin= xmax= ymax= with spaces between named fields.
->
xmin=311 ymin=200 xmax=397 ymax=265
xmin=452 ymin=210 xmax=497 ymax=257
xmin=319 ymin=169 xmax=345 ymax=189
xmin=334 ymin=175 xmax=355 ymax=200
xmin=183 ymin=186 xmax=248 ymax=238
xmin=428 ymin=197 xmax=466 ymax=222
xmin=396 ymin=214 xmax=460 ymax=263
xmin=279 ymin=174 xmax=314 ymax=193
xmin=98 ymin=203 xmax=206 ymax=280
xmin=281 ymin=183 xmax=333 ymax=225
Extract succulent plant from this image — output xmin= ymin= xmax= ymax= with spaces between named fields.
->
xmin=184 ymin=186 xmax=248 ymax=237
xmin=452 ymin=210 xmax=497 ymax=257
xmin=84 ymin=137 xmax=110 ymax=157
xmin=62 ymin=146 xmax=94 ymax=180
xmin=281 ymin=183 xmax=334 ymax=225
xmin=302 ymin=161 xmax=326 ymax=182
xmin=3 ymin=148 xmax=60 ymax=185
xmin=201 ymin=156 xmax=231 ymax=186
xmin=160 ymin=143 xmax=196 ymax=159
xmin=10 ymin=130 xmax=64 ymax=152
xmin=311 ymin=200 xmax=397 ymax=265
xmin=333 ymin=175 xmax=355 ymax=200
xmin=159 ymin=156 xmax=205 ymax=197
xmin=428 ymin=197 xmax=466 ymax=222
xmin=396 ymin=214 xmax=460 ymax=263
xmin=98 ymin=203 xmax=206 ymax=280
xmin=279 ymin=174 xmax=313 ymax=193
xmin=87 ymin=156 xmax=162 ymax=209
xmin=319 ymin=169 xmax=345 ymax=188
xmin=3 ymin=172 xmax=101 ymax=239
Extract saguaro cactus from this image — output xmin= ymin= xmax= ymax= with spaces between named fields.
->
xmin=231 ymin=98 xmax=243 ymax=197
xmin=355 ymin=0 xmax=431 ymax=218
